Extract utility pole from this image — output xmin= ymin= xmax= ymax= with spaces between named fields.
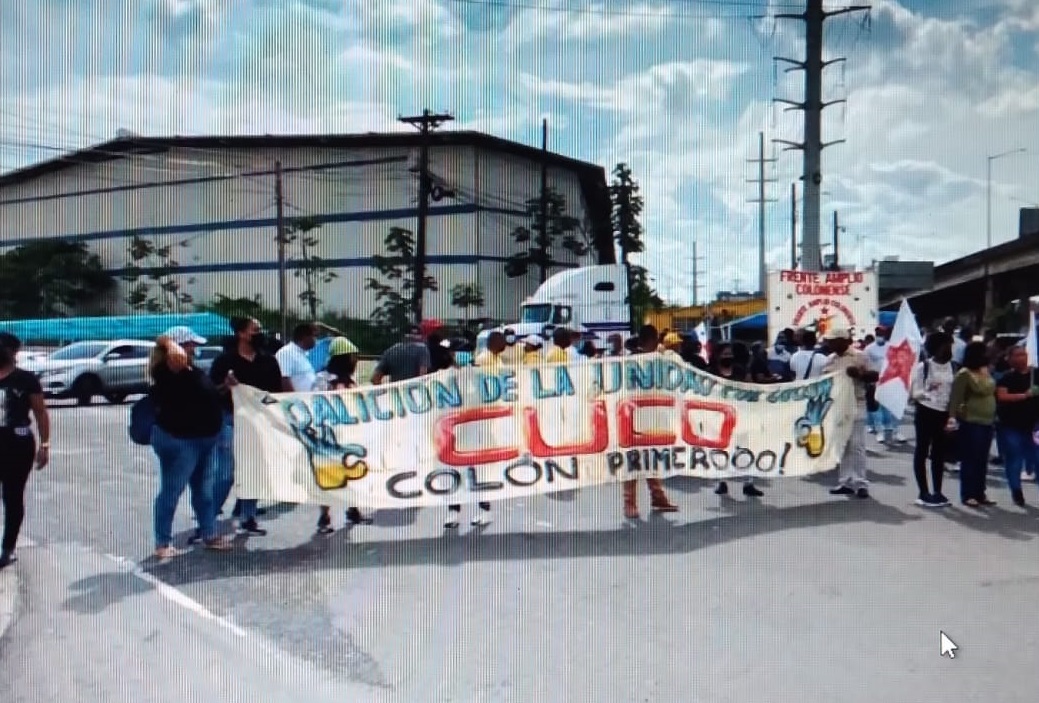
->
xmin=399 ymin=109 xmax=454 ymax=323
xmin=689 ymin=241 xmax=706 ymax=307
xmin=539 ymin=118 xmax=550 ymax=284
xmin=274 ymin=160 xmax=288 ymax=342
xmin=790 ymin=182 xmax=798 ymax=269
xmin=747 ymin=131 xmax=777 ymax=294
xmin=773 ymin=0 xmax=870 ymax=272
xmin=832 ymin=210 xmax=846 ymax=269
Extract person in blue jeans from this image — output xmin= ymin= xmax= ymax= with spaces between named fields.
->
xmin=948 ymin=342 xmax=998 ymax=509
xmin=209 ymin=316 xmax=284 ymax=536
xmin=994 ymin=345 xmax=1039 ymax=507
xmin=149 ymin=327 xmax=233 ymax=559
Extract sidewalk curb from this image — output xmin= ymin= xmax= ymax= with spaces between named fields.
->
xmin=0 ymin=568 xmax=18 ymax=642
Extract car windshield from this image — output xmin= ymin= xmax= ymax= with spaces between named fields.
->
xmin=48 ymin=342 xmax=109 ymax=361
xmin=521 ymin=304 xmax=552 ymax=324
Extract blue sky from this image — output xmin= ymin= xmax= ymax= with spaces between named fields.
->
xmin=1 ymin=0 xmax=1037 ymax=303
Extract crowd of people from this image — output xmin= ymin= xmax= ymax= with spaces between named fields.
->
xmin=0 ymin=312 xmax=1034 ymax=566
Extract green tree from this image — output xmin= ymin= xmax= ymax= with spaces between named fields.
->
xmin=280 ymin=216 xmax=337 ymax=320
xmin=503 ymin=187 xmax=588 ymax=282
xmin=365 ymin=227 xmax=438 ymax=336
xmin=450 ymin=282 xmax=485 ymax=328
xmin=0 ymin=240 xmax=114 ymax=318
xmin=122 ymin=233 xmax=195 ymax=312
xmin=610 ymin=163 xmax=663 ymax=326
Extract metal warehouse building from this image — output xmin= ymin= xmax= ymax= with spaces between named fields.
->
xmin=0 ymin=131 xmax=615 ymax=321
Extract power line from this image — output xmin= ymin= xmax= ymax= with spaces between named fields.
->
xmin=442 ymin=0 xmax=810 ymax=18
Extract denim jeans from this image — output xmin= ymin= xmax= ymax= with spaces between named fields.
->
xmin=868 ymin=405 xmax=898 ymax=438
xmin=997 ymin=426 xmax=1036 ymax=493
xmin=957 ymin=421 xmax=993 ymax=503
xmin=151 ymin=425 xmax=219 ymax=548
xmin=211 ymin=413 xmax=258 ymax=521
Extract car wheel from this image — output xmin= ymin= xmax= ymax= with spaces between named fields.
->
xmin=72 ymin=376 xmax=100 ymax=406
xmin=104 ymin=392 xmax=128 ymax=405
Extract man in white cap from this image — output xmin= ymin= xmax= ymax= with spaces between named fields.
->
xmin=822 ymin=326 xmax=879 ymax=499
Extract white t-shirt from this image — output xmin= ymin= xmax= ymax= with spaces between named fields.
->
xmin=864 ymin=341 xmax=889 ymax=373
xmin=789 ymin=349 xmax=828 ymax=380
xmin=911 ymin=359 xmax=955 ymax=412
xmin=951 ymin=337 xmax=967 ymax=365
xmin=275 ymin=342 xmax=317 ymax=392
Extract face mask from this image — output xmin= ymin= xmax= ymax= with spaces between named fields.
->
xmin=504 ymin=335 xmax=516 ymax=345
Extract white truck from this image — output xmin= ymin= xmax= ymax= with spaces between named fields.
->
xmin=475 ymin=264 xmax=633 ymax=355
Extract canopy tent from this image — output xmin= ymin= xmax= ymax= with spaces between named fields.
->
xmin=0 ymin=313 xmax=232 ymax=345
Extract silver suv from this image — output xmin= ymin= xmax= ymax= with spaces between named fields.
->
xmin=27 ymin=340 xmax=156 ymax=405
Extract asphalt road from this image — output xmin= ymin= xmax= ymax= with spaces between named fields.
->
xmin=1 ymin=400 xmax=1038 ymax=702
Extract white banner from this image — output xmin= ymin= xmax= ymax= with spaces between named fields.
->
xmin=231 ymin=354 xmax=857 ymax=508
xmin=767 ymin=269 xmax=878 ymax=342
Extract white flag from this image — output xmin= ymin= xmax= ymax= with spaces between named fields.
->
xmin=875 ymin=299 xmax=924 ymax=420
xmin=693 ymin=322 xmax=709 ymax=361
xmin=1026 ymin=309 xmax=1038 ymax=367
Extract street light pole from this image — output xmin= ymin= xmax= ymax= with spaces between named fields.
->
xmin=984 ymin=147 xmax=1027 ymax=325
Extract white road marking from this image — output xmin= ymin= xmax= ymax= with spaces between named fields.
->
xmin=102 ymin=553 xmax=248 ymax=638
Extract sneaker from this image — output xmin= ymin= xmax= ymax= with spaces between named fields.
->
xmin=919 ymin=494 xmax=947 ymax=508
xmin=316 ymin=513 xmax=334 ymax=535
xmin=855 ymin=488 xmax=870 ymax=499
xmin=742 ymin=483 xmax=764 ymax=497
xmin=1011 ymin=489 xmax=1025 ymax=507
xmin=876 ymin=435 xmax=888 ymax=445
xmin=471 ymin=511 xmax=491 ymax=527
xmin=934 ymin=493 xmax=951 ymax=506
xmin=0 ymin=552 xmax=17 ymax=568
xmin=914 ymin=494 xmax=931 ymax=507
xmin=238 ymin=518 xmax=268 ymax=536
xmin=830 ymin=486 xmax=855 ymax=495
xmin=715 ymin=482 xmax=729 ymax=495
xmin=866 ymin=427 xmax=877 ymax=434
xmin=892 ymin=432 xmax=908 ymax=444
xmin=187 ymin=530 xmax=203 ymax=546
xmin=346 ymin=507 xmax=373 ymax=525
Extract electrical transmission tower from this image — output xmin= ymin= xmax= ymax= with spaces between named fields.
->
xmin=772 ymin=0 xmax=870 ymax=272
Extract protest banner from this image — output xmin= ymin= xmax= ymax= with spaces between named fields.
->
xmin=768 ymin=269 xmax=878 ymax=343
xmin=231 ymin=353 xmax=857 ymax=508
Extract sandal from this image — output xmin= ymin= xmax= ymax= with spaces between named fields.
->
xmin=203 ymin=537 xmax=234 ymax=551
xmin=963 ymin=498 xmax=981 ymax=508
xmin=154 ymin=546 xmax=187 ymax=560
xmin=979 ymin=497 xmax=997 ymax=507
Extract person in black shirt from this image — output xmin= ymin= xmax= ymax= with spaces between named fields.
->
xmin=426 ymin=331 xmax=457 ymax=372
xmin=708 ymin=342 xmax=764 ymax=498
xmin=0 ymin=332 xmax=50 ymax=569
xmin=209 ymin=317 xmax=283 ymax=535
xmin=994 ymin=344 xmax=1039 ymax=506
xmin=149 ymin=327 xmax=233 ymax=559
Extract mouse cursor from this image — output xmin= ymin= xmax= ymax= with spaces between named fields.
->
xmin=940 ymin=631 xmax=958 ymax=659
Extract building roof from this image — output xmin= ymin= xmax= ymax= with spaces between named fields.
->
xmin=0 ymin=130 xmax=616 ymax=264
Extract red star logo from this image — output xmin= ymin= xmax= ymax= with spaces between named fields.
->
xmin=878 ymin=340 xmax=916 ymax=389
xmin=820 ymin=307 xmax=829 ymax=315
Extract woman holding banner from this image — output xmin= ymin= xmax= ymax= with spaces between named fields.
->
xmin=709 ymin=343 xmax=765 ymax=499
xmin=316 ymin=337 xmax=374 ymax=532
xmin=622 ymin=325 xmax=679 ymax=520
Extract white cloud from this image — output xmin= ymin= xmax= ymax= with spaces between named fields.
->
xmin=1 ymin=0 xmax=1038 ymax=305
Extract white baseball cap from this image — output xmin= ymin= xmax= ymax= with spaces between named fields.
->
xmin=522 ymin=334 xmax=544 ymax=347
xmin=164 ymin=326 xmax=207 ymax=345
